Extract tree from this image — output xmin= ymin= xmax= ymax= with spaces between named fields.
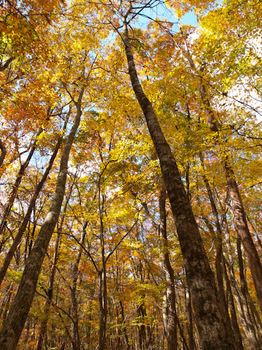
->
xmin=0 ymin=83 xmax=85 ymax=349
xmin=1 ymin=0 xmax=262 ymax=348
xmin=93 ymin=1 xmax=235 ymax=348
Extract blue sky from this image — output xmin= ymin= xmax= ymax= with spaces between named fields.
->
xmin=138 ymin=3 xmax=198 ymax=30
xmin=180 ymin=11 xmax=198 ymax=26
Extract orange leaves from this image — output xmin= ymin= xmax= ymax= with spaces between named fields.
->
xmin=0 ymin=1 xmax=262 ymax=348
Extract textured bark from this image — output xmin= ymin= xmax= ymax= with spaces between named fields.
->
xmin=0 ymin=88 xmax=84 ymax=350
xmin=185 ymin=41 xmax=262 ymax=313
xmin=0 ymin=136 xmax=62 ymax=286
xmin=0 ymin=139 xmax=6 ymax=168
xmin=159 ymin=188 xmax=177 ymax=350
xmin=123 ymin=24 xmax=234 ymax=350
xmin=225 ymin=164 xmax=262 ymax=313
xmin=35 ymin=184 xmax=73 ymax=350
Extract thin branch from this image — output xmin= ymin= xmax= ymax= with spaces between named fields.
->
xmin=105 ymin=217 xmax=139 ymax=263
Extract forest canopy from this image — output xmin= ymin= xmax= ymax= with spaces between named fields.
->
xmin=0 ymin=0 xmax=262 ymax=349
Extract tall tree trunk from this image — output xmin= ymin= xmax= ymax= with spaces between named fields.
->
xmin=36 ymin=231 xmax=61 ymax=350
xmin=223 ymin=214 xmax=262 ymax=349
xmin=70 ymin=225 xmax=86 ymax=350
xmin=159 ymin=187 xmax=177 ymax=350
xmin=137 ymin=302 xmax=147 ymax=350
xmin=36 ymin=185 xmax=73 ymax=350
xmin=123 ymin=22 xmax=234 ymax=350
xmin=226 ymin=259 xmax=262 ymax=349
xmin=119 ymin=301 xmax=131 ymax=350
xmin=237 ymin=236 xmax=262 ymax=338
xmin=0 ymin=87 xmax=84 ymax=350
xmin=225 ymin=163 xmax=262 ymax=313
xmin=0 ymin=132 xmax=63 ymax=286
xmin=97 ymin=177 xmax=108 ymax=350
xmin=223 ymin=264 xmax=243 ymax=350
xmin=98 ymin=268 xmax=107 ymax=350
xmin=134 ymin=189 xmax=178 ymax=350
xmin=183 ymin=38 xmax=262 ymax=312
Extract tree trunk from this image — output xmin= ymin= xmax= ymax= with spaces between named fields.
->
xmin=159 ymin=188 xmax=177 ymax=350
xmin=223 ymin=216 xmax=262 ymax=349
xmin=184 ymin=40 xmax=262 ymax=313
xmin=0 ymin=133 xmax=62 ymax=286
xmin=123 ymin=23 xmax=234 ymax=350
xmin=36 ymin=192 xmax=74 ymax=350
xmin=185 ymin=288 xmax=195 ymax=350
xmin=224 ymin=264 xmax=244 ymax=350
xmin=226 ymin=259 xmax=262 ymax=349
xmin=36 ymin=232 xmax=61 ymax=350
xmin=98 ymin=268 xmax=107 ymax=350
xmin=137 ymin=302 xmax=147 ymax=350
xmin=237 ymin=236 xmax=262 ymax=341
xmin=0 ymin=283 xmax=14 ymax=320
xmin=0 ymin=139 xmax=6 ymax=168
xmin=199 ymin=155 xmax=241 ymax=347
xmin=225 ymin=164 xmax=262 ymax=313
xmin=119 ymin=301 xmax=131 ymax=350
xmin=0 ymin=87 xmax=84 ymax=350
xmin=70 ymin=226 xmax=86 ymax=350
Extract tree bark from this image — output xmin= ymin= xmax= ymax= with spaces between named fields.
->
xmin=159 ymin=188 xmax=177 ymax=350
xmin=36 ymin=181 xmax=74 ymax=350
xmin=0 ymin=57 xmax=14 ymax=72
xmin=223 ymin=215 xmax=262 ymax=349
xmin=36 ymin=232 xmax=61 ymax=350
xmin=98 ymin=268 xmax=107 ymax=350
xmin=123 ymin=23 xmax=234 ymax=350
xmin=0 ymin=139 xmax=6 ymax=168
xmin=225 ymin=163 xmax=262 ymax=313
xmin=183 ymin=39 xmax=262 ymax=313
xmin=0 ymin=87 xmax=84 ymax=350
xmin=0 ymin=134 xmax=62 ymax=286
